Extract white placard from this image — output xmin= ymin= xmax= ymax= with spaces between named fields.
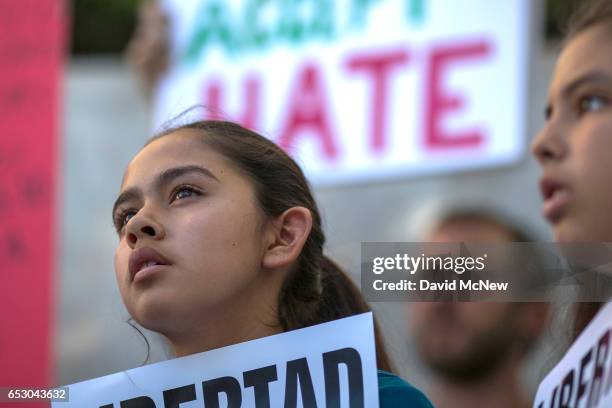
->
xmin=153 ymin=0 xmax=532 ymax=185
xmin=53 ymin=313 xmax=379 ymax=407
xmin=533 ymin=303 xmax=612 ymax=408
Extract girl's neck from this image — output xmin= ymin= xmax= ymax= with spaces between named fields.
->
xmin=166 ymin=275 xmax=284 ymax=356
xmin=170 ymin=314 xmax=282 ymax=357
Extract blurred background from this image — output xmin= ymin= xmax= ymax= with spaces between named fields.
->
xmin=0 ymin=0 xmax=583 ymax=405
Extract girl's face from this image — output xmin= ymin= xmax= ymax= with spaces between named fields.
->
xmin=113 ymin=131 xmax=277 ymax=337
xmin=532 ymin=24 xmax=612 ymax=242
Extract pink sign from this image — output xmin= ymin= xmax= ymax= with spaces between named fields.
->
xmin=0 ymin=0 xmax=65 ymax=403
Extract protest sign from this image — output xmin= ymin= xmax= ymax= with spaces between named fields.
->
xmin=154 ymin=0 xmax=532 ymax=185
xmin=533 ymin=303 xmax=612 ymax=408
xmin=53 ymin=313 xmax=379 ymax=407
xmin=0 ymin=0 xmax=64 ymax=396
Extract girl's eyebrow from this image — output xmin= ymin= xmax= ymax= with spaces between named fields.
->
xmin=561 ymin=71 xmax=612 ymax=99
xmin=112 ymin=165 xmax=219 ymax=217
xmin=546 ymin=71 xmax=612 ymax=119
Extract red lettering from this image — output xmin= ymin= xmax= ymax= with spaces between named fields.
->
xmin=278 ymin=63 xmax=338 ymax=160
xmin=424 ymin=40 xmax=492 ymax=150
xmin=204 ymin=79 xmax=223 ymax=119
xmin=345 ymin=48 xmax=409 ymax=153
xmin=203 ymin=74 xmax=260 ymax=129
xmin=241 ymin=75 xmax=260 ymax=130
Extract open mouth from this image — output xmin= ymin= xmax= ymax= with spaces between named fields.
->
xmin=129 ymin=247 xmax=171 ymax=282
xmin=540 ymin=179 xmax=570 ymax=223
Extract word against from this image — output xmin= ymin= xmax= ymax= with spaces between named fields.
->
xmin=53 ymin=313 xmax=379 ymax=407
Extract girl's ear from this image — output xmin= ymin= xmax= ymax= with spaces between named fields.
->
xmin=262 ymin=207 xmax=313 ymax=270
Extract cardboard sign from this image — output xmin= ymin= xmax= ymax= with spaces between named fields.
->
xmin=0 ymin=0 xmax=64 ymax=397
xmin=533 ymin=303 xmax=612 ymax=408
xmin=53 ymin=313 xmax=379 ymax=407
xmin=153 ymin=0 xmax=531 ymax=185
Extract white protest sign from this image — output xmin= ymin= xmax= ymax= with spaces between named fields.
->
xmin=533 ymin=303 xmax=612 ymax=408
xmin=53 ymin=313 xmax=378 ymax=407
xmin=153 ymin=0 xmax=532 ymax=185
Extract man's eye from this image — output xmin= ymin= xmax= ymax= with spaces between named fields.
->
xmin=171 ymin=186 xmax=200 ymax=202
xmin=578 ymin=95 xmax=608 ymax=115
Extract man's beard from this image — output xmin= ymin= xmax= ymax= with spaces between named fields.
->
xmin=416 ymin=318 xmax=518 ymax=383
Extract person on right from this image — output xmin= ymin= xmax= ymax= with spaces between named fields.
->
xmin=532 ymin=0 xmax=612 ymax=327
xmin=531 ymin=0 xmax=612 ymax=405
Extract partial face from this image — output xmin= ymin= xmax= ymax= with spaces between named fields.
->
xmin=410 ymin=301 xmax=518 ymax=381
xmin=409 ymin=220 xmax=530 ymax=381
xmin=532 ymin=24 xmax=612 ymax=242
xmin=426 ymin=219 xmax=514 ymax=243
xmin=113 ymin=131 xmax=270 ymax=335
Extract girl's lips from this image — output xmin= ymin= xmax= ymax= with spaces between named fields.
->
xmin=541 ymin=182 xmax=570 ymax=223
xmin=129 ymin=246 xmax=171 ymax=281
xmin=133 ymin=264 xmax=167 ymax=283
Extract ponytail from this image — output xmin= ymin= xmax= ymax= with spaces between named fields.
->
xmin=318 ymin=256 xmax=395 ymax=374
xmin=573 ymin=302 xmax=604 ymax=340
xmin=278 ymin=255 xmax=395 ymax=373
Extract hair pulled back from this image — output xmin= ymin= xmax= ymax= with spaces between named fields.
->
xmin=152 ymin=120 xmax=393 ymax=372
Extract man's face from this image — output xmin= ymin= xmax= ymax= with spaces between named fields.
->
xmin=409 ymin=219 xmax=527 ymax=381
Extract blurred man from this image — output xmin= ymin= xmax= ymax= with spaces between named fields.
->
xmin=409 ymin=210 xmax=549 ymax=408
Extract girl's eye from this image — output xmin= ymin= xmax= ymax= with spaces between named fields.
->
xmin=171 ymin=186 xmax=200 ymax=202
xmin=578 ymin=95 xmax=608 ymax=115
xmin=114 ymin=209 xmax=137 ymax=232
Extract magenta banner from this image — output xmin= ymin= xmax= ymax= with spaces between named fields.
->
xmin=0 ymin=0 xmax=65 ymax=403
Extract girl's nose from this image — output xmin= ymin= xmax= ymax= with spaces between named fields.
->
xmin=125 ymin=210 xmax=165 ymax=248
xmin=531 ymin=119 xmax=568 ymax=165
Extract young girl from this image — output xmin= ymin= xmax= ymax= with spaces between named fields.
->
xmin=111 ymin=120 xmax=433 ymax=407
xmin=531 ymin=0 xmax=612 ymax=402
xmin=531 ymin=0 xmax=612 ymax=326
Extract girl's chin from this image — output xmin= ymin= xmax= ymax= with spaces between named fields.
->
xmin=554 ymin=219 xmax=612 ymax=243
xmin=553 ymin=218 xmax=584 ymax=243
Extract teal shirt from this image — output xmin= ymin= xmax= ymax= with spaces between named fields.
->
xmin=378 ymin=371 xmax=434 ymax=408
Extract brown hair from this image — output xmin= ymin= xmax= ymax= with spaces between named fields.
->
xmin=565 ymin=0 xmax=612 ymax=40
xmin=151 ymin=120 xmax=394 ymax=372
xmin=561 ymin=0 xmax=612 ymax=339
xmin=573 ymin=302 xmax=603 ymax=339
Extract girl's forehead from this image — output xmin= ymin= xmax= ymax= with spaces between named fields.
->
xmin=120 ymin=131 xmax=229 ymax=187
xmin=552 ymin=25 xmax=612 ymax=93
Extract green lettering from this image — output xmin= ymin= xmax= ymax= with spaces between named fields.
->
xmin=350 ymin=0 xmax=377 ymax=29
xmin=309 ymin=0 xmax=335 ymax=39
xmin=243 ymin=0 xmax=272 ymax=50
xmin=277 ymin=0 xmax=306 ymax=44
xmin=407 ymin=0 xmax=426 ymax=24
xmin=182 ymin=0 xmax=339 ymax=60
xmin=183 ymin=1 xmax=237 ymax=63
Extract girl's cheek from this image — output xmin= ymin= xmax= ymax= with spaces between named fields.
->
xmin=114 ymin=245 xmax=129 ymax=280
